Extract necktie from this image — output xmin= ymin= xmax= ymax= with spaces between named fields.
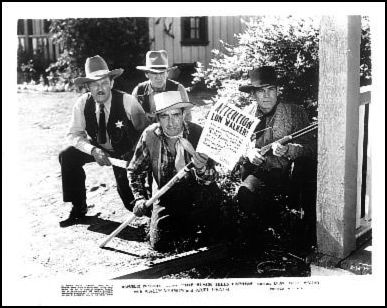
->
xmin=97 ymin=104 xmax=107 ymax=144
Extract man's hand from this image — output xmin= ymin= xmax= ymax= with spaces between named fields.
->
xmin=272 ymin=142 xmax=289 ymax=157
xmin=133 ymin=199 xmax=147 ymax=217
xmin=246 ymin=148 xmax=266 ymax=166
xmin=91 ymin=147 xmax=111 ymax=166
xmin=192 ymin=152 xmax=208 ymax=171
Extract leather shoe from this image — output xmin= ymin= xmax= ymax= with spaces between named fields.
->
xmin=59 ymin=201 xmax=88 ymax=227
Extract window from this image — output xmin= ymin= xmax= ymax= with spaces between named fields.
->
xmin=181 ymin=17 xmax=208 ymax=46
xmin=17 ymin=19 xmax=25 ymax=35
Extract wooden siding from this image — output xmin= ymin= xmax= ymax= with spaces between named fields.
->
xmin=149 ymin=16 xmax=248 ymax=67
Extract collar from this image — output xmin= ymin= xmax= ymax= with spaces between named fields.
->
xmin=94 ymin=92 xmax=112 ymax=114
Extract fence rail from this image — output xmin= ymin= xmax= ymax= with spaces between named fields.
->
xmin=18 ymin=34 xmax=62 ymax=63
xmin=356 ymin=86 xmax=372 ymax=236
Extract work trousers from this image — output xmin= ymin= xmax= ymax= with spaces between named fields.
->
xmin=58 ymin=146 xmax=134 ymax=210
xmin=149 ymin=179 xmax=221 ymax=252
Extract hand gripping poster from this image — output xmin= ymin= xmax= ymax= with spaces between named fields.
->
xmin=196 ymin=100 xmax=260 ymax=170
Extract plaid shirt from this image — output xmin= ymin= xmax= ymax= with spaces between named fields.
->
xmin=128 ymin=123 xmax=217 ymax=201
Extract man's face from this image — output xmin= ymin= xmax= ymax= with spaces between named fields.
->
xmin=252 ymin=85 xmax=278 ymax=114
xmin=88 ymin=77 xmax=113 ymax=104
xmin=146 ymin=71 xmax=168 ymax=90
xmin=158 ymin=108 xmax=184 ymax=137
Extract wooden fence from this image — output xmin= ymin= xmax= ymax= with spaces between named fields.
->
xmin=18 ymin=34 xmax=62 ymax=63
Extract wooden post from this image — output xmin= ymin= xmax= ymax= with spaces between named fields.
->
xmin=316 ymin=16 xmax=361 ymax=259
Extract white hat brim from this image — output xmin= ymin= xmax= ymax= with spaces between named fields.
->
xmin=154 ymin=102 xmax=194 ymax=114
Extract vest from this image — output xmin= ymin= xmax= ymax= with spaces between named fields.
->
xmin=135 ymin=79 xmax=179 ymax=113
xmin=143 ymin=122 xmax=203 ymax=187
xmin=84 ymin=89 xmax=139 ymax=158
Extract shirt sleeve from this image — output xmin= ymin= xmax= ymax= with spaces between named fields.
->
xmin=127 ymin=131 xmax=152 ymax=201
xmin=67 ymin=94 xmax=95 ymax=155
xmin=123 ymin=94 xmax=149 ymax=132
xmin=285 ymin=105 xmax=317 ymax=161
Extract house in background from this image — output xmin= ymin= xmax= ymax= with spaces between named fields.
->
xmin=17 ymin=16 xmax=249 ymax=69
xmin=149 ymin=16 xmax=249 ymax=68
xmin=17 ymin=19 xmax=63 ymax=63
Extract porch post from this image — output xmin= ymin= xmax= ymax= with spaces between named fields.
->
xmin=316 ymin=15 xmax=361 ymax=258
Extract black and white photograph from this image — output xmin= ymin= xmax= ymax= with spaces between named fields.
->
xmin=3 ymin=2 xmax=385 ymax=306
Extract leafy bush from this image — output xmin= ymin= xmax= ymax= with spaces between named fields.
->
xmin=17 ymin=46 xmax=47 ymax=83
xmin=360 ymin=16 xmax=371 ymax=86
xmin=193 ymin=15 xmax=372 ymax=110
xmin=47 ymin=18 xmax=150 ymax=87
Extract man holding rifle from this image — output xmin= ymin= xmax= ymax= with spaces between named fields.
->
xmin=127 ymin=91 xmax=220 ymax=252
xmin=237 ymin=66 xmax=317 ymax=244
xmin=59 ymin=55 xmax=148 ymax=227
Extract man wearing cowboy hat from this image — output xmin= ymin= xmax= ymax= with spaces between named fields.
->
xmin=127 ymin=91 xmax=221 ymax=252
xmin=132 ymin=50 xmax=192 ymax=123
xmin=58 ymin=55 xmax=148 ymax=227
xmin=236 ymin=66 xmax=317 ymax=246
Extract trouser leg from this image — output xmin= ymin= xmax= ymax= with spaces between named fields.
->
xmin=59 ymin=146 xmax=94 ymax=203
xmin=112 ymin=166 xmax=135 ymax=211
xmin=149 ymin=183 xmax=194 ymax=252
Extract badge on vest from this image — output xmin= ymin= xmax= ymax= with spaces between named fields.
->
xmin=115 ymin=120 xmax=124 ymax=128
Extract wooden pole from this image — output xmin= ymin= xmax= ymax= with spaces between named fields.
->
xmin=316 ymin=16 xmax=361 ymax=259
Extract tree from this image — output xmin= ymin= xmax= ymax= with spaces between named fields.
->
xmin=46 ymin=18 xmax=150 ymax=87
xmin=193 ymin=15 xmax=372 ymax=114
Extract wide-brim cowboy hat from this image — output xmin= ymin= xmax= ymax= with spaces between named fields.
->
xmin=239 ymin=66 xmax=278 ymax=93
xmin=136 ymin=50 xmax=175 ymax=73
xmin=153 ymin=91 xmax=193 ymax=114
xmin=74 ymin=55 xmax=123 ymax=86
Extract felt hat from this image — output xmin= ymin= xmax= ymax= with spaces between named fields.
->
xmin=136 ymin=50 xmax=174 ymax=73
xmin=153 ymin=91 xmax=193 ymax=114
xmin=239 ymin=66 xmax=278 ymax=93
xmin=74 ymin=55 xmax=123 ymax=86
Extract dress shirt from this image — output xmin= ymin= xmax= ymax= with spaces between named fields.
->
xmin=68 ymin=92 xmax=148 ymax=155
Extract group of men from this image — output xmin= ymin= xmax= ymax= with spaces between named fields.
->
xmin=59 ymin=50 xmax=316 ymax=252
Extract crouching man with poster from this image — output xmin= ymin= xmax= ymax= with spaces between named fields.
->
xmin=127 ymin=91 xmax=221 ymax=252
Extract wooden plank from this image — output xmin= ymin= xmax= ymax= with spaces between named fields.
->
xmin=172 ymin=17 xmax=182 ymax=64
xmin=182 ymin=46 xmax=191 ymax=63
xmin=360 ymin=90 xmax=371 ymax=105
xmin=48 ymin=37 xmax=54 ymax=61
xmin=23 ymin=20 xmax=30 ymax=52
xmin=212 ymin=16 xmax=221 ymax=51
xmin=163 ymin=17 xmax=174 ymax=64
xmin=112 ymin=244 xmax=229 ymax=279
xmin=226 ymin=16 xmax=234 ymax=44
xmin=365 ymin=140 xmax=372 ymax=221
xmin=356 ymin=105 xmax=365 ymax=228
xmin=198 ymin=46 xmax=206 ymax=67
xmin=316 ymin=16 xmax=361 ymax=259
xmin=220 ymin=16 xmax=228 ymax=47
xmin=148 ymin=18 xmax=155 ymax=50
xmin=191 ymin=46 xmax=199 ymax=63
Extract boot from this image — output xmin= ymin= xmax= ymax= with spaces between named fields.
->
xmin=60 ymin=200 xmax=88 ymax=227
